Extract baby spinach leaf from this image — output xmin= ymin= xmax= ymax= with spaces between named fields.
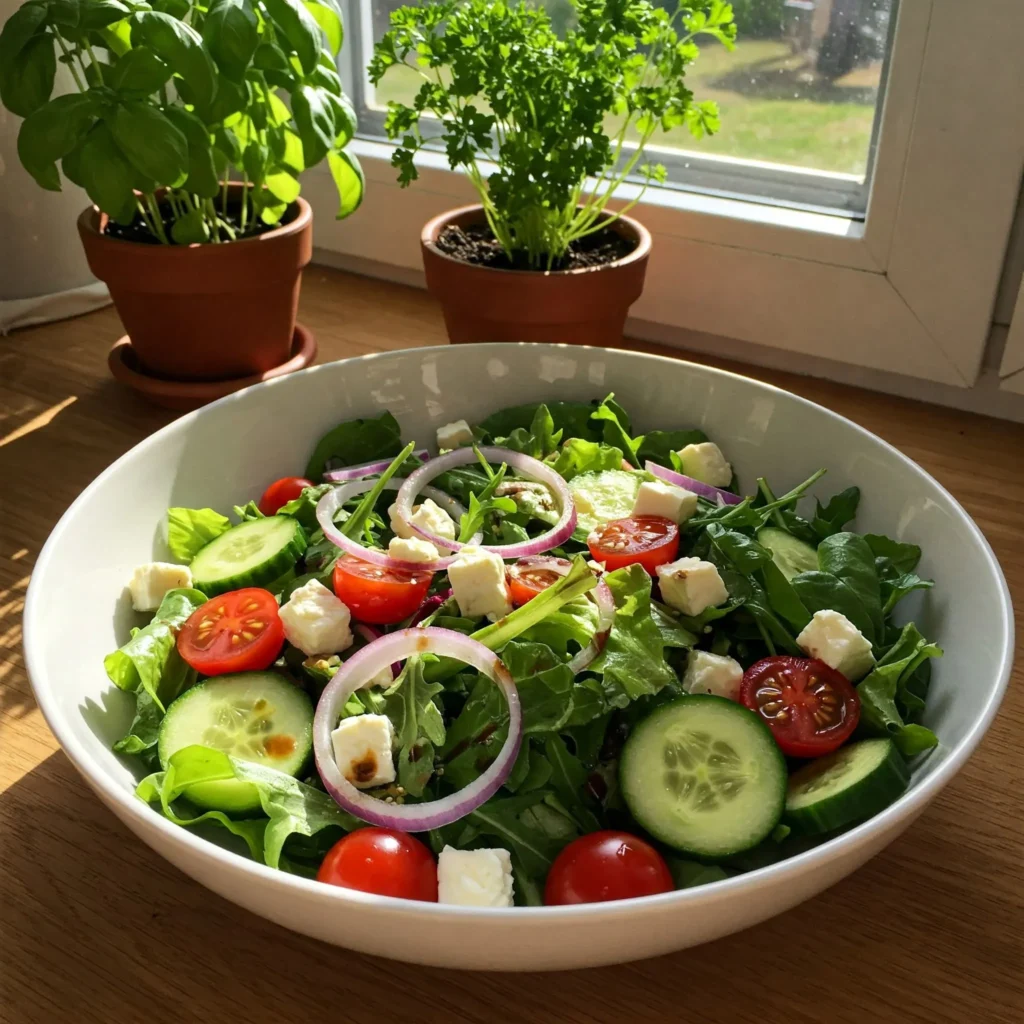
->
xmin=479 ymin=400 xmax=598 ymax=442
xmin=791 ymin=571 xmax=877 ymax=645
xmin=635 ymin=429 xmax=707 ymax=468
xmin=706 ymin=523 xmax=772 ymax=574
xmin=761 ymin=559 xmax=811 ymax=633
xmin=166 ymin=506 xmax=231 ymax=562
xmin=856 ymin=623 xmax=941 ymax=755
xmin=500 ymin=403 xmax=563 ymax=459
xmin=467 ymin=791 xmax=576 ymax=878
xmin=864 ymin=534 xmax=922 ymax=574
xmin=817 ymin=532 xmax=883 ymax=640
xmin=304 ymin=410 xmax=403 ymax=480
xmin=666 ymin=856 xmax=729 ymax=889
xmin=590 ymin=393 xmax=640 ymax=461
xmin=275 ymin=482 xmax=333 ymax=529
xmin=104 ymin=588 xmax=207 ymax=711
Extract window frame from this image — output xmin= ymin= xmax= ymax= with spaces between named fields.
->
xmin=315 ymin=0 xmax=1024 ymax=389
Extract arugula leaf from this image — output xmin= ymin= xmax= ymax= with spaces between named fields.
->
xmin=467 ymin=791 xmax=577 ymax=878
xmin=543 ymin=734 xmax=601 ymax=832
xmin=478 ymin=400 xmax=597 ymax=442
xmin=856 ymin=623 xmax=941 ymax=755
xmin=104 ymin=588 xmax=206 ymax=711
xmin=812 ymin=486 xmax=860 ymax=538
xmin=439 ymin=672 xmax=508 ymax=790
xmin=635 ymin=429 xmax=707 ymax=467
xmin=276 ymin=482 xmax=334 ymax=529
xmin=304 ymin=411 xmax=403 ymax=480
xmin=590 ymin=393 xmax=640 ymax=460
xmin=594 ymin=564 xmax=677 ymax=700
xmin=340 ymin=442 xmax=416 ymax=541
xmin=502 ymin=641 xmax=575 ymax=734
xmin=137 ymin=745 xmax=358 ymax=868
xmin=383 ymin=657 xmax=445 ymax=797
xmin=551 ymin=438 xmax=625 ymax=481
xmin=500 ymin=403 xmax=563 ymax=459
xmin=166 ymin=507 xmax=231 ymax=561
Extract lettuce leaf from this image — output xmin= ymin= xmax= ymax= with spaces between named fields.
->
xmin=104 ymin=587 xmax=206 ymax=710
xmin=166 ymin=507 xmax=231 ymax=561
xmin=137 ymin=745 xmax=359 ymax=869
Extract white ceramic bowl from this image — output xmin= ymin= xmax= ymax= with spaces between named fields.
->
xmin=24 ymin=344 xmax=1013 ymax=971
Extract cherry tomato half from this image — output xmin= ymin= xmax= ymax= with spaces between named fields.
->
xmin=317 ymin=828 xmax=438 ymax=901
xmin=258 ymin=476 xmax=314 ymax=516
xmin=506 ymin=555 xmax=572 ymax=607
xmin=545 ymin=830 xmax=674 ymax=906
xmin=176 ymin=588 xmax=284 ymax=675
xmin=587 ymin=516 xmax=679 ymax=574
xmin=332 ymin=554 xmax=433 ymax=625
xmin=739 ymin=655 xmax=860 ymax=758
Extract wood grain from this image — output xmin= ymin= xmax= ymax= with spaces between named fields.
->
xmin=1 ymin=268 xmax=1021 ymax=1024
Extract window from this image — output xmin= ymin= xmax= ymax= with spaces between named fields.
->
xmin=352 ymin=0 xmax=895 ymax=215
xmin=313 ymin=1 xmax=1024 ymax=395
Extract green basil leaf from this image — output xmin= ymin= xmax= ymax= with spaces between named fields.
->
xmin=164 ymin=105 xmax=220 ymax=198
xmin=16 ymin=92 xmax=97 ymax=191
xmin=77 ymin=121 xmax=137 ymax=218
xmin=109 ymin=100 xmax=188 ymax=187
xmin=133 ymin=10 xmax=218 ymax=108
xmin=327 ymin=148 xmax=364 ymax=218
xmin=0 ymin=31 xmax=55 ymax=117
xmin=107 ymin=44 xmax=172 ymax=93
xmin=79 ymin=0 xmax=131 ymax=30
xmin=304 ymin=0 xmax=343 ymax=55
xmin=262 ymin=0 xmax=321 ymax=75
xmin=203 ymin=0 xmax=259 ymax=81
xmin=292 ymin=83 xmax=335 ymax=167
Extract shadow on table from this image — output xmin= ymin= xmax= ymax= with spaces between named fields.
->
xmin=1 ymin=752 xmax=1018 ymax=1024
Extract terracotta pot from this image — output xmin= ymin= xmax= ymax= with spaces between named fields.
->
xmin=420 ymin=205 xmax=651 ymax=345
xmin=77 ymin=186 xmax=312 ymax=380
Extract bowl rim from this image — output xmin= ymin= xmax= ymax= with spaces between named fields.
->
xmin=23 ymin=342 xmax=1015 ymax=922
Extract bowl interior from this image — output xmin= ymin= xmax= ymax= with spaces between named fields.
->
xmin=25 ymin=344 xmax=1012 ymax=889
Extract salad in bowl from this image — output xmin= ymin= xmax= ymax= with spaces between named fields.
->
xmin=109 ymin=394 xmax=941 ymax=908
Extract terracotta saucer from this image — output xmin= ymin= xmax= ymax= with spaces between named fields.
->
xmin=108 ymin=323 xmax=317 ymax=411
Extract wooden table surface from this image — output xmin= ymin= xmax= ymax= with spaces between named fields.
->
xmin=1 ymin=267 xmax=1021 ymax=1024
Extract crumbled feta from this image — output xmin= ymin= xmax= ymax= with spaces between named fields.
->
xmin=448 ymin=545 xmax=512 ymax=620
xmin=796 ymin=609 xmax=875 ymax=681
xmin=656 ymin=557 xmax=729 ymax=616
xmin=330 ymin=713 xmax=395 ymax=789
xmin=279 ymin=578 xmax=353 ymax=656
xmin=388 ymin=536 xmax=440 ymax=563
xmin=437 ymin=846 xmax=514 ymax=907
xmin=682 ymin=650 xmax=744 ymax=701
xmin=677 ymin=442 xmax=733 ymax=488
xmin=389 ymin=498 xmax=456 ymax=551
xmin=631 ymin=480 xmax=699 ymax=524
xmin=129 ymin=562 xmax=194 ymax=612
xmin=436 ymin=419 xmax=474 ymax=450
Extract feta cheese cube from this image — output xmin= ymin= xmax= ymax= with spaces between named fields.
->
xmin=796 ymin=609 xmax=875 ymax=681
xmin=448 ymin=545 xmax=512 ymax=620
xmin=682 ymin=650 xmax=744 ymax=701
xmin=437 ymin=846 xmax=514 ymax=907
xmin=330 ymin=713 xmax=395 ymax=789
xmin=388 ymin=536 xmax=440 ymax=563
xmin=129 ymin=562 xmax=194 ymax=612
xmin=677 ymin=442 xmax=733 ymax=489
xmin=279 ymin=578 xmax=353 ymax=656
xmin=389 ymin=498 xmax=456 ymax=551
xmin=436 ymin=419 xmax=474 ymax=450
xmin=656 ymin=557 xmax=729 ymax=616
xmin=631 ymin=480 xmax=699 ymax=524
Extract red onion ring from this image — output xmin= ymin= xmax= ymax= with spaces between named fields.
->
xmin=394 ymin=446 xmax=577 ymax=559
xmin=567 ymin=577 xmax=615 ymax=674
xmin=645 ymin=460 xmax=743 ymax=506
xmin=313 ymin=628 xmax=522 ymax=831
xmin=316 ymin=479 xmax=482 ymax=572
xmin=324 ymin=450 xmax=429 ymax=482
xmin=408 ymin=589 xmax=452 ymax=628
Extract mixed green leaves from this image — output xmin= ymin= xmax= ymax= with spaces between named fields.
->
xmin=369 ymin=0 xmax=736 ymax=267
xmin=3 ymin=0 xmax=362 ymax=243
xmin=166 ymin=506 xmax=231 ymax=562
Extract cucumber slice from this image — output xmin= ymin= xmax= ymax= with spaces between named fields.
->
xmin=757 ymin=527 xmax=818 ymax=581
xmin=158 ymin=672 xmax=314 ymax=814
xmin=785 ymin=738 xmax=909 ymax=835
xmin=190 ymin=515 xmax=306 ymax=596
xmin=569 ymin=470 xmax=640 ymax=536
xmin=620 ymin=695 xmax=786 ymax=857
